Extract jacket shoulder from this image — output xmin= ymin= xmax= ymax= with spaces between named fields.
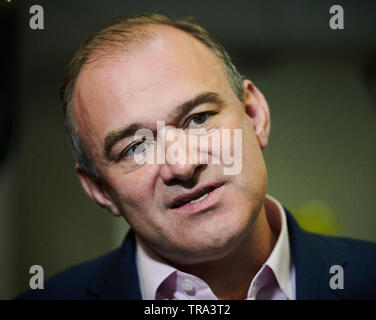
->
xmin=15 ymin=248 xmax=121 ymax=300
xmin=308 ymin=232 xmax=376 ymax=299
xmin=309 ymin=232 xmax=376 ymax=264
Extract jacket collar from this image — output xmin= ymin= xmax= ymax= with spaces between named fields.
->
xmin=285 ymin=208 xmax=347 ymax=300
xmin=87 ymin=230 xmax=142 ymax=300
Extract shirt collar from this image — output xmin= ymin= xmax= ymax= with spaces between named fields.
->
xmin=135 ymin=194 xmax=295 ymax=300
xmin=261 ymin=194 xmax=295 ymax=300
xmin=135 ymin=236 xmax=177 ymax=300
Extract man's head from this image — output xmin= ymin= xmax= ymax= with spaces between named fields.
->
xmin=61 ymin=14 xmax=271 ymax=265
xmin=61 ymin=14 xmax=246 ymax=178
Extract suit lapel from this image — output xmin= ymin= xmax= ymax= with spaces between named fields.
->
xmin=285 ymin=209 xmax=347 ymax=299
xmin=87 ymin=229 xmax=142 ymax=300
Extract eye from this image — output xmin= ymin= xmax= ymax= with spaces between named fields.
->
xmin=121 ymin=139 xmax=147 ymax=160
xmin=188 ymin=112 xmax=211 ymax=127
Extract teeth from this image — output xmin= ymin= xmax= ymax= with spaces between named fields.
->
xmin=188 ymin=192 xmax=209 ymax=204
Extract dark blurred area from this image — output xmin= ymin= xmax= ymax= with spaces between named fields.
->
xmin=0 ymin=0 xmax=375 ymax=299
xmin=0 ymin=3 xmax=16 ymax=167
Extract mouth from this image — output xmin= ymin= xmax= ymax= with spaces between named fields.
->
xmin=169 ymin=182 xmax=224 ymax=212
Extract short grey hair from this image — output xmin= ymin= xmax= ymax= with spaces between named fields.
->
xmin=60 ymin=13 xmax=245 ymax=178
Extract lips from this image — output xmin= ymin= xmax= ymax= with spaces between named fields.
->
xmin=169 ymin=182 xmax=224 ymax=209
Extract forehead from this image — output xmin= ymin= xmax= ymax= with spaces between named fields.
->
xmin=72 ymin=26 xmax=233 ymax=152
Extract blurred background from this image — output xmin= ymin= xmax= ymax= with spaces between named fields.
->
xmin=1 ymin=0 xmax=375 ymax=299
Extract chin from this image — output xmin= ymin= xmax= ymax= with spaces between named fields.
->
xmin=170 ymin=208 xmax=254 ymax=264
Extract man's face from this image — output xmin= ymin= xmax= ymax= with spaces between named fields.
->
xmin=73 ymin=27 xmax=268 ymax=265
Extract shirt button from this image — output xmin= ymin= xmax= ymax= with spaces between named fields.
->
xmin=182 ymin=279 xmax=194 ymax=291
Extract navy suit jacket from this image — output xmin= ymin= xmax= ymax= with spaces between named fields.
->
xmin=16 ymin=209 xmax=376 ymax=300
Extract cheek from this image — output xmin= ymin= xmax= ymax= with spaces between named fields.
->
xmin=234 ymin=115 xmax=267 ymax=191
xmin=106 ymin=167 xmax=155 ymax=211
xmin=109 ymin=168 xmax=161 ymax=235
xmin=220 ymin=109 xmax=261 ymax=160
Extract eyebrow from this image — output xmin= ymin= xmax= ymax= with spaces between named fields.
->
xmin=103 ymin=91 xmax=223 ymax=161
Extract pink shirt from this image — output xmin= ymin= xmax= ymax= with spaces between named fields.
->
xmin=135 ymin=195 xmax=296 ymax=300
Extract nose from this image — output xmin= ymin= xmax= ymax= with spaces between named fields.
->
xmin=158 ymin=129 xmax=203 ymax=183
xmin=159 ymin=161 xmax=201 ymax=183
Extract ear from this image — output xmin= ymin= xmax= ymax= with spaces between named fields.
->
xmin=242 ymin=79 xmax=271 ymax=149
xmin=75 ymin=163 xmax=121 ymax=217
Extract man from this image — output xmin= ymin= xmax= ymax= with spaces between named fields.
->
xmin=17 ymin=13 xmax=376 ymax=300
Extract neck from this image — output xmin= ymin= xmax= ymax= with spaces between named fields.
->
xmin=174 ymin=204 xmax=277 ymax=300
